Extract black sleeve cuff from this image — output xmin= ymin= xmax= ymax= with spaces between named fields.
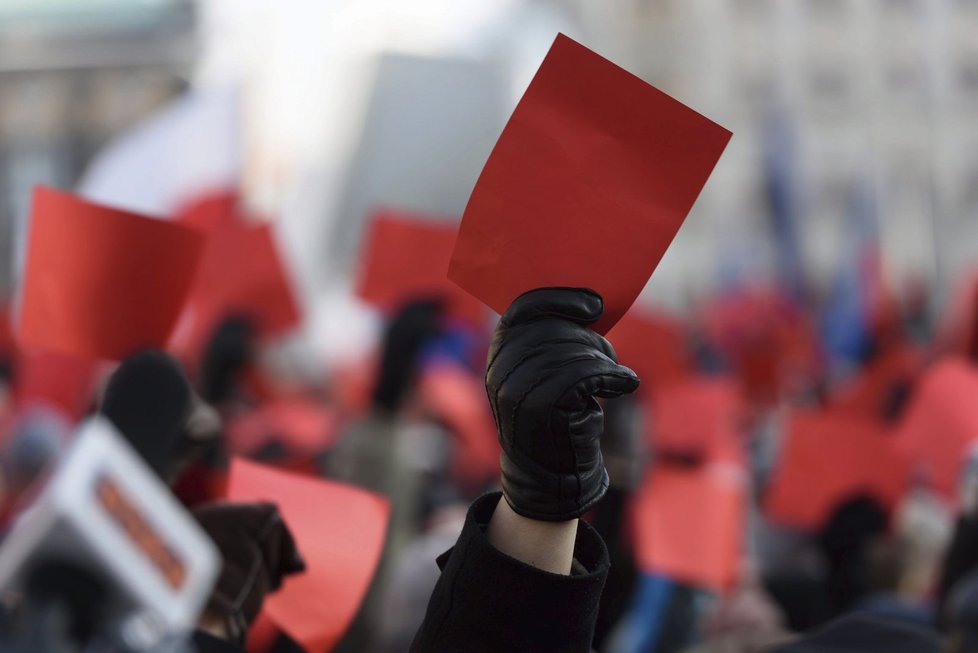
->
xmin=412 ymin=492 xmax=609 ymax=653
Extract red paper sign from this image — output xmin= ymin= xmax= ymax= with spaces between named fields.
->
xmin=227 ymin=458 xmax=390 ymax=653
xmin=226 ymin=398 xmax=341 ymax=459
xmin=448 ymin=34 xmax=731 ymax=334
xmin=418 ymin=363 xmax=500 ymax=485
xmin=17 ymin=186 xmax=206 ymax=360
xmin=830 ymin=343 xmax=922 ymax=418
xmin=632 ymin=461 xmax=746 ymax=591
xmin=172 ymin=194 xmax=301 ymax=357
xmin=764 ymin=409 xmax=909 ymax=531
xmin=607 ymin=309 xmax=691 ymax=389
xmin=13 ymin=348 xmax=99 ymax=420
xmin=647 ymin=376 xmax=743 ymax=457
xmin=894 ymin=358 xmax=978 ymax=499
xmin=356 ymin=209 xmax=486 ymax=326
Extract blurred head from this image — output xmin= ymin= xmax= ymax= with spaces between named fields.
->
xmin=372 ymin=298 xmax=444 ymax=415
xmin=199 ymin=315 xmax=257 ymax=407
xmin=100 ymin=349 xmax=193 ymax=479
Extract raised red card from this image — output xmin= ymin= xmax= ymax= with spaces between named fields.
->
xmin=764 ymin=409 xmax=910 ymax=531
xmin=17 ymin=186 xmax=205 ymax=360
xmin=356 ymin=209 xmax=486 ymax=326
xmin=227 ymin=458 xmax=390 ymax=653
xmin=172 ymin=193 xmax=301 ymax=356
xmin=631 ymin=461 xmax=747 ymax=591
xmin=894 ymin=358 xmax=978 ymax=499
xmin=448 ymin=34 xmax=731 ymax=334
xmin=607 ymin=309 xmax=691 ymax=389
xmin=13 ymin=348 xmax=99 ymax=420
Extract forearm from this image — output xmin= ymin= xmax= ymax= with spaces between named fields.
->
xmin=487 ymin=497 xmax=578 ymax=575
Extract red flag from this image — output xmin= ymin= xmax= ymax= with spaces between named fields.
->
xmin=226 ymin=459 xmax=390 ymax=652
xmin=18 ymin=186 xmax=205 ymax=360
xmin=448 ymin=34 xmax=731 ymax=334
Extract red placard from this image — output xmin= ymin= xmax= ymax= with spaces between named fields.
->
xmin=607 ymin=309 xmax=691 ymax=390
xmin=632 ymin=461 xmax=747 ymax=591
xmin=227 ymin=459 xmax=390 ymax=653
xmin=448 ymin=34 xmax=731 ymax=334
xmin=356 ymin=209 xmax=486 ymax=326
xmin=647 ymin=376 xmax=743 ymax=457
xmin=764 ymin=409 xmax=910 ymax=530
xmin=894 ymin=358 xmax=978 ymax=499
xmin=18 ymin=186 xmax=205 ymax=360
xmin=172 ymin=193 xmax=301 ymax=357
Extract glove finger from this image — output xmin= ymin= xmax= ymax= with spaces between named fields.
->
xmin=553 ymin=360 xmax=641 ymax=408
xmin=500 ymin=287 xmax=603 ymax=328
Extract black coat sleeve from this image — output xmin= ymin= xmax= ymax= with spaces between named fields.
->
xmin=410 ymin=492 xmax=609 ymax=653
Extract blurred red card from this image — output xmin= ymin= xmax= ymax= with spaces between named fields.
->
xmin=607 ymin=309 xmax=691 ymax=389
xmin=17 ymin=186 xmax=205 ymax=360
xmin=226 ymin=398 xmax=341 ymax=459
xmin=632 ymin=461 xmax=746 ymax=591
xmin=227 ymin=458 xmax=390 ymax=652
xmin=419 ymin=362 xmax=500 ymax=485
xmin=764 ymin=409 xmax=909 ymax=531
xmin=356 ymin=210 xmax=486 ymax=326
xmin=894 ymin=358 xmax=978 ymax=499
xmin=647 ymin=376 xmax=743 ymax=457
xmin=448 ymin=34 xmax=731 ymax=334
xmin=173 ymin=194 xmax=301 ymax=355
xmin=830 ymin=344 xmax=922 ymax=418
xmin=13 ymin=348 xmax=98 ymax=420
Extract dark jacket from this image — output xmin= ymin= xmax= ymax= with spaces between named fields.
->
xmin=411 ymin=493 xmax=609 ymax=652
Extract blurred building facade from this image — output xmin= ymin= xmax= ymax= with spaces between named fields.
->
xmin=1 ymin=0 xmax=977 ymax=315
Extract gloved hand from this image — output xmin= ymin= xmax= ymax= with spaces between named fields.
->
xmin=486 ymin=288 xmax=640 ymax=521
xmin=193 ymin=502 xmax=305 ymax=645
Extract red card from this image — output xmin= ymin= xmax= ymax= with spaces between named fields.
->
xmin=764 ymin=409 xmax=909 ymax=531
xmin=448 ymin=34 xmax=731 ymax=334
xmin=418 ymin=362 xmax=501 ymax=485
xmin=13 ymin=348 xmax=98 ymax=420
xmin=356 ymin=209 xmax=486 ymax=326
xmin=172 ymin=194 xmax=301 ymax=356
xmin=17 ymin=186 xmax=206 ymax=360
xmin=607 ymin=309 xmax=691 ymax=389
xmin=830 ymin=343 xmax=923 ymax=418
xmin=647 ymin=376 xmax=743 ymax=457
xmin=894 ymin=358 xmax=978 ymax=499
xmin=226 ymin=398 xmax=341 ymax=459
xmin=631 ymin=461 xmax=746 ymax=591
xmin=227 ymin=458 xmax=390 ymax=653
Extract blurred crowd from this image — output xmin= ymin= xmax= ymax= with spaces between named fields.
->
xmin=2 ymin=201 xmax=978 ymax=651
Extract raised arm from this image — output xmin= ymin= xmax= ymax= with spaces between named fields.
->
xmin=412 ymin=288 xmax=640 ymax=652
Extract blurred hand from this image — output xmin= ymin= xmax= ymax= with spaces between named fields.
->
xmin=486 ymin=288 xmax=640 ymax=521
xmin=193 ymin=502 xmax=305 ymax=645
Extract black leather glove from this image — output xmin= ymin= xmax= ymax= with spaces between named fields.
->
xmin=193 ymin=502 xmax=305 ymax=645
xmin=486 ymin=288 xmax=640 ymax=521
